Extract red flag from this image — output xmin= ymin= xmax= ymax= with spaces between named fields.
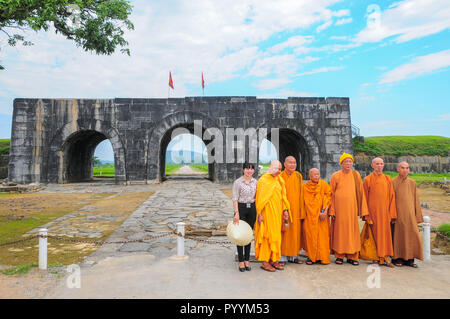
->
xmin=169 ymin=71 xmax=174 ymax=89
xmin=201 ymin=72 xmax=205 ymax=89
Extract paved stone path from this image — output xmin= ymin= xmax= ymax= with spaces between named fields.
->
xmin=79 ymin=179 xmax=234 ymax=265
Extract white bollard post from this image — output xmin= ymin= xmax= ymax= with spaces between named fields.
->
xmin=39 ymin=228 xmax=48 ymax=270
xmin=422 ymin=216 xmax=431 ymax=261
xmin=177 ymin=222 xmax=185 ymax=257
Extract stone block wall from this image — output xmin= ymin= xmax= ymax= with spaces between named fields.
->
xmin=8 ymin=97 xmax=353 ymax=184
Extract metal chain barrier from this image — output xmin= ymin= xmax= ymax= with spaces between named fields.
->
xmin=0 ymin=235 xmax=39 ymax=247
xmin=0 ymin=231 xmax=177 ymax=247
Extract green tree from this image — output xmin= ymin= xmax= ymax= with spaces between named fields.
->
xmin=93 ymin=156 xmax=101 ymax=167
xmin=0 ymin=0 xmax=134 ymax=69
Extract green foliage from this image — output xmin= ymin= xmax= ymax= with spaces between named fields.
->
xmin=353 ymin=136 xmax=450 ymax=157
xmin=437 ymin=223 xmax=450 ymax=237
xmin=0 ymin=263 xmax=37 ymax=275
xmin=0 ymin=0 xmax=134 ymax=69
xmin=0 ymin=139 xmax=10 ymax=155
xmin=382 ymin=172 xmax=450 ymax=184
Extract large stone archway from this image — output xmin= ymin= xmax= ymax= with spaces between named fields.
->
xmin=44 ymin=120 xmax=126 ymax=184
xmin=146 ymin=110 xmax=220 ymax=182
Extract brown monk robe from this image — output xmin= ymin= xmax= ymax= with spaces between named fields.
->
xmin=363 ymin=158 xmax=397 ymax=267
xmin=279 ymin=156 xmax=305 ymax=265
xmin=303 ymin=168 xmax=332 ymax=264
xmin=255 ymin=160 xmax=291 ymax=272
xmin=391 ymin=162 xmax=424 ymax=268
xmin=329 ymin=153 xmax=369 ymax=266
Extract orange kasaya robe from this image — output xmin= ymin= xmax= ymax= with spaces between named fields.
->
xmin=303 ymin=179 xmax=332 ymax=264
xmin=329 ymin=170 xmax=369 ymax=258
xmin=391 ymin=176 xmax=424 ymax=261
xmin=254 ymin=173 xmax=291 ymax=262
xmin=363 ymin=172 xmax=397 ymax=260
xmin=280 ymin=170 xmax=305 ymax=257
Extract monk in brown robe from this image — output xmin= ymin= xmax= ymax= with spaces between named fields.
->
xmin=391 ymin=161 xmax=424 ymax=268
xmin=255 ymin=160 xmax=291 ymax=272
xmin=303 ymin=168 xmax=332 ymax=265
xmin=329 ymin=153 xmax=369 ymax=266
xmin=279 ymin=156 xmax=305 ymax=265
xmin=363 ymin=157 xmax=397 ymax=267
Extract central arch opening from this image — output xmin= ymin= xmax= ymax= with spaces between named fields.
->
xmin=165 ymin=133 xmax=208 ymax=178
xmin=159 ymin=123 xmax=214 ymax=181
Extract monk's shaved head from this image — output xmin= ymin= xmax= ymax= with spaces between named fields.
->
xmin=397 ymin=161 xmax=410 ymax=178
xmin=284 ymin=156 xmax=297 ymax=174
xmin=372 ymin=157 xmax=384 ymax=164
xmin=309 ymin=168 xmax=320 ymax=183
xmin=397 ymin=161 xmax=409 ymax=169
xmin=268 ymin=160 xmax=282 ymax=177
xmin=371 ymin=157 xmax=385 ymax=175
xmin=284 ymin=156 xmax=295 ymax=163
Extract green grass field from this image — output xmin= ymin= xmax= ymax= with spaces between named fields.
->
xmin=93 ymin=166 xmax=115 ymax=177
xmin=353 ymin=136 xmax=450 ymax=157
xmin=189 ymin=164 xmax=208 ymax=172
xmin=0 ymin=139 xmax=10 ymax=155
xmin=165 ymin=164 xmax=184 ymax=175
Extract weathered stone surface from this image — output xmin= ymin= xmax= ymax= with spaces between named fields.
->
xmin=8 ymin=97 xmax=353 ymax=183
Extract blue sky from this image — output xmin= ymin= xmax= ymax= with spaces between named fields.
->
xmin=1 ymin=0 xmax=449 ymax=161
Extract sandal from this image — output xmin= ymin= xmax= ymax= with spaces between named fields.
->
xmin=392 ymin=259 xmax=403 ymax=267
xmin=260 ymin=262 xmax=276 ymax=272
xmin=347 ymin=259 xmax=359 ymax=266
xmin=305 ymin=258 xmax=314 ymax=265
xmin=335 ymin=258 xmax=343 ymax=265
xmin=288 ymin=258 xmax=303 ymax=264
xmin=270 ymin=262 xmax=285 ymax=270
xmin=406 ymin=260 xmax=418 ymax=268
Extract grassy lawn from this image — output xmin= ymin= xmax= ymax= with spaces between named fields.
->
xmin=354 ymin=136 xmax=450 ymax=157
xmin=0 ymin=192 xmax=153 ymax=268
xmin=165 ymin=164 xmax=184 ymax=175
xmin=93 ymin=166 xmax=115 ymax=177
xmin=190 ymin=164 xmax=208 ymax=172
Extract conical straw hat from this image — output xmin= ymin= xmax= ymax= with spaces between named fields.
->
xmin=226 ymin=220 xmax=253 ymax=246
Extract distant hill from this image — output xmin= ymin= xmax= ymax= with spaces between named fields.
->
xmin=353 ymin=136 xmax=450 ymax=157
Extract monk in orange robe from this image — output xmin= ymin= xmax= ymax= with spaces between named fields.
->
xmin=329 ymin=153 xmax=369 ymax=266
xmin=303 ymin=168 xmax=332 ymax=265
xmin=255 ymin=160 xmax=291 ymax=272
xmin=363 ymin=157 xmax=397 ymax=267
xmin=280 ymin=156 xmax=305 ymax=265
xmin=391 ymin=161 xmax=424 ymax=268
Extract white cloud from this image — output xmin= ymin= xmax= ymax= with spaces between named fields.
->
xmin=269 ymin=36 xmax=314 ymax=54
xmin=253 ymin=77 xmax=292 ymax=90
xmin=379 ymin=49 xmax=450 ymax=84
xmin=297 ymin=66 xmax=345 ymax=77
xmin=335 ymin=17 xmax=352 ymax=26
xmin=355 ymin=0 xmax=450 ymax=44
xmin=316 ymin=20 xmax=333 ymax=33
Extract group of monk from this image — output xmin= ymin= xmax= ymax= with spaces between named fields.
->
xmin=254 ymin=153 xmax=424 ymax=272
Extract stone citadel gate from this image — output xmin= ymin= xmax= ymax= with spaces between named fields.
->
xmin=8 ymin=97 xmax=353 ymax=184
